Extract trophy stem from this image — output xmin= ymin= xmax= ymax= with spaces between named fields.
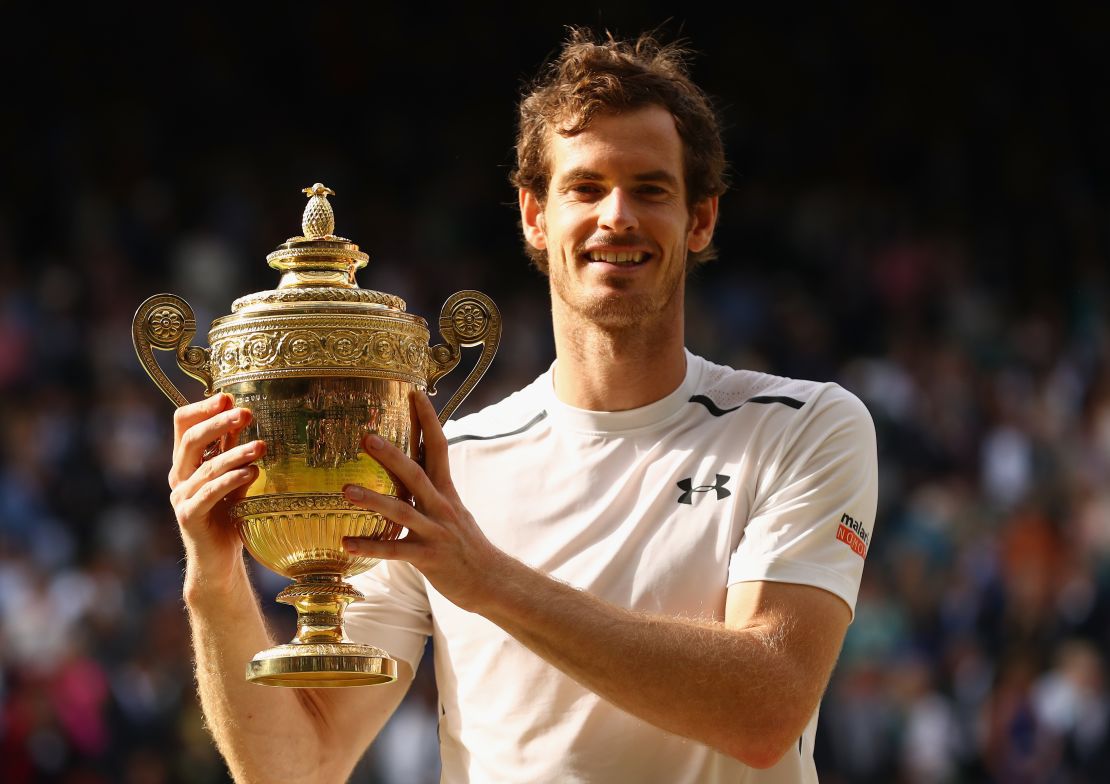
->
xmin=279 ymin=573 xmax=358 ymax=645
xmin=245 ymin=574 xmax=398 ymax=688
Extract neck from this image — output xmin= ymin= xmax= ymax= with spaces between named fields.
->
xmin=550 ymin=296 xmax=687 ymax=412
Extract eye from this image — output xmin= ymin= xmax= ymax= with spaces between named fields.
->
xmin=636 ymin=184 xmax=668 ymax=197
xmin=571 ymin=183 xmax=603 ymax=196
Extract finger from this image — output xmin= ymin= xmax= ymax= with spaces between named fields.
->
xmin=178 ymin=465 xmax=259 ymax=527
xmin=342 ymin=535 xmax=422 ymax=564
xmin=175 ymin=440 xmax=265 ymax=502
xmin=171 ymin=406 xmax=253 ymax=486
xmin=173 ymin=393 xmax=231 ymax=447
xmin=176 ymin=404 xmax=246 ymax=468
xmin=360 ymin=432 xmax=455 ymax=518
xmin=221 ymin=413 xmax=254 ymax=454
xmin=222 ymin=467 xmax=257 ymax=505
xmin=414 ymin=392 xmax=455 ymax=493
xmin=342 ymin=484 xmax=436 ymax=535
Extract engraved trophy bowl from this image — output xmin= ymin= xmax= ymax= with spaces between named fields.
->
xmin=133 ymin=183 xmax=501 ymax=687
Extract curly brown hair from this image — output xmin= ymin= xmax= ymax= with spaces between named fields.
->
xmin=512 ymin=27 xmax=728 ymax=272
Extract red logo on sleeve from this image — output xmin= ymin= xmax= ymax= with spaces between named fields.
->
xmin=836 ymin=513 xmax=869 ymax=559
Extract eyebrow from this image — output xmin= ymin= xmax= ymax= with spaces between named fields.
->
xmin=633 ymin=170 xmax=681 ymax=188
xmin=555 ymin=167 xmax=681 ymax=189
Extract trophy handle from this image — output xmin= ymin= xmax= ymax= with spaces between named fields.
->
xmin=132 ymin=294 xmax=214 ymax=407
xmin=428 ymin=290 xmax=501 ymax=424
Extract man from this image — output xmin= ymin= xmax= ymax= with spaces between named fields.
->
xmin=169 ymin=29 xmax=877 ymax=783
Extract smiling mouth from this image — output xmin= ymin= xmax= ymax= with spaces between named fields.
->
xmin=582 ymin=250 xmax=650 ymax=266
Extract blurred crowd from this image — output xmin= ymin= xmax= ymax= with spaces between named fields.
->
xmin=2 ymin=4 xmax=1108 ymax=783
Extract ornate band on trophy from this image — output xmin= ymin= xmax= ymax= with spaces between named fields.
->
xmin=208 ymin=316 xmax=431 ymax=387
xmin=233 ymin=287 xmax=407 ymax=312
xmin=232 ymin=492 xmax=371 ymax=517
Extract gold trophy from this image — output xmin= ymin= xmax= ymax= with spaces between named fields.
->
xmin=133 ymin=183 xmax=500 ymax=687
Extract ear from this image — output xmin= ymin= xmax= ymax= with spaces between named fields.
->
xmin=519 ymin=188 xmax=547 ymax=251
xmin=686 ymin=196 xmax=719 ymax=254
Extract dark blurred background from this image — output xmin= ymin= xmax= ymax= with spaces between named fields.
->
xmin=2 ymin=2 xmax=1109 ymax=782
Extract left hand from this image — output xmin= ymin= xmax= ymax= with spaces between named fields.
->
xmin=342 ymin=391 xmax=505 ymax=611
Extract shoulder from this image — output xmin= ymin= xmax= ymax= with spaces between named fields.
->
xmin=442 ymin=373 xmax=550 ymax=445
xmin=689 ymin=353 xmax=874 ymax=434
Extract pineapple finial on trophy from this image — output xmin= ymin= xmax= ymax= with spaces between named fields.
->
xmin=301 ymin=183 xmax=336 ymax=239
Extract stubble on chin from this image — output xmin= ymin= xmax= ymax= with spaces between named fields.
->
xmin=549 ymin=265 xmax=684 ymax=331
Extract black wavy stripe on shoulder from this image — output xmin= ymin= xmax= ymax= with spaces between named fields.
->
xmin=446 ymin=411 xmax=548 ymax=445
xmin=689 ymin=394 xmax=805 ymax=416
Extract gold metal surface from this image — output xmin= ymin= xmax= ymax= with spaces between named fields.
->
xmin=132 ymin=294 xmax=214 ymax=403
xmin=247 ymin=642 xmax=397 ymax=687
xmin=229 ymin=377 xmax=410 ymax=577
xmin=132 ymin=182 xmax=502 ymax=687
xmin=301 ymin=183 xmax=336 ymax=239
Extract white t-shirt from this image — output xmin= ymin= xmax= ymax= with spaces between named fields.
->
xmin=346 ymin=350 xmax=878 ymax=783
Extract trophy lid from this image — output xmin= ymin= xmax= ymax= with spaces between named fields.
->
xmin=230 ymin=183 xmax=407 ymax=313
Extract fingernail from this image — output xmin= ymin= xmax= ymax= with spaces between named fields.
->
xmin=366 ymin=434 xmax=385 ymax=450
xmin=230 ymin=412 xmax=242 ymax=425
xmin=344 ymin=484 xmax=367 ymax=501
xmin=343 ymin=538 xmax=359 ymax=554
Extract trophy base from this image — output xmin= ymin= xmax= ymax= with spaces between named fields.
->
xmin=246 ymin=642 xmax=398 ymax=688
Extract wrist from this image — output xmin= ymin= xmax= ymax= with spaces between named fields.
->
xmin=465 ymin=547 xmax=537 ymax=619
xmin=183 ymin=550 xmax=252 ymax=611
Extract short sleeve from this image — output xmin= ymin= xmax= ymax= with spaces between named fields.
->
xmin=345 ymin=559 xmax=433 ymax=671
xmin=727 ymin=385 xmax=878 ymax=618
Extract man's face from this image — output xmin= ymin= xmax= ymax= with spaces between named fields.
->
xmin=520 ymin=105 xmax=717 ymax=330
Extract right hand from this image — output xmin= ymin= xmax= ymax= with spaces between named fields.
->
xmin=168 ymin=393 xmax=265 ymax=588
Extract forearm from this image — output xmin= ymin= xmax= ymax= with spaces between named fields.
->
xmin=476 ymin=555 xmax=823 ymax=768
xmin=185 ymin=556 xmax=338 ymax=784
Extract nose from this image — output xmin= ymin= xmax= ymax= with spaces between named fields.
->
xmin=597 ymin=188 xmax=638 ymax=233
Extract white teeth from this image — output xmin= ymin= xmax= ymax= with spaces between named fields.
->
xmin=587 ymin=251 xmax=646 ymax=264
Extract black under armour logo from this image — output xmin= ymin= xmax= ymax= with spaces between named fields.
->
xmin=676 ymin=474 xmax=732 ymax=504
